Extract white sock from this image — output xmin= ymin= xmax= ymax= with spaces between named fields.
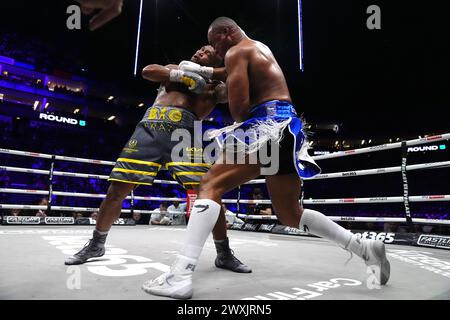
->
xmin=299 ymin=209 xmax=354 ymax=250
xmin=181 ymin=199 xmax=221 ymax=261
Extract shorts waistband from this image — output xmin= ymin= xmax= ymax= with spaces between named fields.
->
xmin=249 ymin=100 xmax=297 ymax=119
xmin=141 ymin=105 xmax=199 ymax=127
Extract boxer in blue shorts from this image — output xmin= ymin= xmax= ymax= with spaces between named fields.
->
xmin=144 ymin=17 xmax=390 ymax=299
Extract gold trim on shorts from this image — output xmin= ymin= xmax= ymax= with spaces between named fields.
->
xmin=117 ymin=158 xmax=162 ymax=168
xmin=107 ymin=178 xmax=154 ymax=186
xmin=112 ymin=168 xmax=158 ymax=176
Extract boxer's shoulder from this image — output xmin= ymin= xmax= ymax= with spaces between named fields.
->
xmin=224 ymin=44 xmax=253 ymax=65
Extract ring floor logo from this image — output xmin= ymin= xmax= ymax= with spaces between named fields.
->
xmin=387 ymin=249 xmax=450 ymax=279
xmin=44 ymin=235 xmax=169 ymax=277
xmin=241 ymin=278 xmax=362 ymax=300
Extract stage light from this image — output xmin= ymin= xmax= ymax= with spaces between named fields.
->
xmin=138 ymin=103 xmax=144 ymax=107
xmin=108 ymin=115 xmax=116 ymax=121
xmin=74 ymin=108 xmax=80 ymax=114
xmin=107 ymin=96 xmax=114 ymax=101
xmin=33 ymin=101 xmax=39 ymax=110
xmin=133 ymin=0 xmax=144 ymax=76
xmin=297 ymin=0 xmax=304 ymax=71
xmin=44 ymin=102 xmax=49 ymax=109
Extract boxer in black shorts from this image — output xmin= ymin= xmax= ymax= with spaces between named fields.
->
xmin=64 ymin=45 xmax=251 ymax=273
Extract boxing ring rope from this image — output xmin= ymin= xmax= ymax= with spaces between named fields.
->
xmin=0 ymin=204 xmax=156 ymax=214
xmin=0 ymin=188 xmax=184 ymax=202
xmin=2 ymin=133 xmax=449 ymax=163
xmin=1 ymin=159 xmax=449 ymax=185
xmin=0 ymin=165 xmax=179 ymax=184
xmin=311 ymin=133 xmax=450 ymax=160
xmin=1 ymin=187 xmax=448 ymax=204
xmin=1 ymin=133 xmax=449 ymax=225
xmin=235 ymin=214 xmax=450 ymax=226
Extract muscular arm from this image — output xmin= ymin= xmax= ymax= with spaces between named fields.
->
xmin=192 ymin=82 xmax=225 ymax=119
xmin=225 ymin=49 xmax=250 ymax=122
xmin=212 ymin=67 xmax=228 ymax=82
xmin=213 ymin=82 xmax=228 ymax=104
xmin=141 ymin=64 xmax=178 ymax=83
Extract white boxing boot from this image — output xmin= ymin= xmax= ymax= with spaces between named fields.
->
xmin=347 ymin=235 xmax=391 ymax=285
xmin=142 ymin=255 xmax=196 ymax=299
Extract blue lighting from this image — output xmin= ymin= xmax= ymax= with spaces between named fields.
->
xmin=0 ymin=55 xmax=15 ymax=65
xmin=14 ymin=61 xmax=35 ymax=70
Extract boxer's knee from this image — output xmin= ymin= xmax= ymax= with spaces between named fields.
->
xmin=276 ymin=206 xmax=303 ymax=228
xmin=106 ymin=182 xmax=132 ymax=202
xmin=198 ymin=173 xmax=224 ymax=201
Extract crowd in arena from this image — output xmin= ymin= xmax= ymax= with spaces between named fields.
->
xmin=1 ymin=32 xmax=448 ymax=236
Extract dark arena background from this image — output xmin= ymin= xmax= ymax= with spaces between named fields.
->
xmin=0 ymin=0 xmax=449 ymax=309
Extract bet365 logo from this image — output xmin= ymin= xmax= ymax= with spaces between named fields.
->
xmin=355 ymin=232 xmax=395 ymax=243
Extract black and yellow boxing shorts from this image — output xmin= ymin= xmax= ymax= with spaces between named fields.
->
xmin=108 ymin=105 xmax=211 ymax=189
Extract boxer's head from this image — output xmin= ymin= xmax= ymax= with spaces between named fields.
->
xmin=191 ymin=45 xmax=222 ymax=67
xmin=208 ymin=17 xmax=241 ymax=58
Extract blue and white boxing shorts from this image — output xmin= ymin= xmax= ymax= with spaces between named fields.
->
xmin=208 ymin=100 xmax=321 ymax=179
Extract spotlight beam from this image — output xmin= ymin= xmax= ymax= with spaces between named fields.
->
xmin=133 ymin=0 xmax=144 ymax=76
xmin=298 ymin=0 xmax=304 ymax=71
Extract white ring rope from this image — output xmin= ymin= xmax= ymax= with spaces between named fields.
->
xmin=1 ymin=133 xmax=448 ymax=225
xmin=1 ymin=160 xmax=449 ymax=185
xmin=0 ymin=148 xmax=116 ymax=165
xmin=222 ymin=195 xmax=450 ymax=204
xmin=0 ymin=204 xmax=185 ymax=215
xmin=242 ymin=160 xmax=450 ymax=184
xmin=0 ymin=188 xmax=185 ymax=202
xmin=236 ymin=214 xmax=450 ymax=225
xmin=2 ymin=188 xmax=449 ymax=204
xmin=1 ymin=133 xmax=448 ymax=164
xmin=311 ymin=133 xmax=450 ymax=160
xmin=0 ymin=166 xmax=179 ymax=184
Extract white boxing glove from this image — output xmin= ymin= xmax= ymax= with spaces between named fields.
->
xmin=179 ymin=60 xmax=214 ymax=80
xmin=169 ymin=69 xmax=206 ymax=94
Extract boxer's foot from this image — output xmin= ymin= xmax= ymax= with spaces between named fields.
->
xmin=142 ymin=255 xmax=196 ymax=299
xmin=214 ymin=238 xmax=252 ymax=273
xmin=64 ymin=230 xmax=107 ymax=265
